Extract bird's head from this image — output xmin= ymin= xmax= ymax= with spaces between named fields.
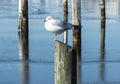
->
xmin=44 ymin=16 xmax=53 ymax=22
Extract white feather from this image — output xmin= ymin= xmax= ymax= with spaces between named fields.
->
xmin=44 ymin=16 xmax=73 ymax=35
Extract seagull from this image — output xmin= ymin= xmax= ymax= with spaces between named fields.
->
xmin=44 ymin=16 xmax=73 ymax=38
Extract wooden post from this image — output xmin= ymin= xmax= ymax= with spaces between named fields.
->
xmin=71 ymin=0 xmax=81 ymax=84
xmin=72 ymin=0 xmax=80 ymax=25
xmin=100 ymin=0 xmax=106 ymax=59
xmin=21 ymin=0 xmax=28 ymax=32
xmin=18 ymin=0 xmax=22 ymax=16
xmin=100 ymin=19 xmax=105 ymax=81
xmin=63 ymin=0 xmax=68 ymax=44
xmin=54 ymin=40 xmax=76 ymax=84
xmin=18 ymin=31 xmax=29 ymax=60
xmin=100 ymin=20 xmax=106 ymax=81
xmin=18 ymin=0 xmax=22 ymax=29
xmin=71 ymin=0 xmax=81 ymax=59
xmin=100 ymin=19 xmax=106 ymax=58
xmin=100 ymin=1 xmax=106 ymax=80
xmin=18 ymin=0 xmax=29 ymax=60
xmin=18 ymin=0 xmax=28 ymax=31
xmin=100 ymin=0 xmax=106 ymax=19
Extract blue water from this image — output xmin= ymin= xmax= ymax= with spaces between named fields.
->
xmin=1 ymin=0 xmax=120 ymax=84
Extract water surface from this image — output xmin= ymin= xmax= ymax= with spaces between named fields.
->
xmin=0 ymin=0 xmax=120 ymax=84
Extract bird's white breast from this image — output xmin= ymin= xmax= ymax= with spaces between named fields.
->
xmin=45 ymin=19 xmax=65 ymax=34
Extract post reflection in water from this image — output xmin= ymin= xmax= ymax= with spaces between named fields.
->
xmin=18 ymin=31 xmax=29 ymax=60
xmin=21 ymin=61 xmax=29 ymax=84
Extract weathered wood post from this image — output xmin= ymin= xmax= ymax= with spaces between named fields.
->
xmin=100 ymin=19 xmax=106 ymax=58
xmin=21 ymin=0 xmax=28 ymax=32
xmin=100 ymin=0 xmax=106 ymax=59
xmin=18 ymin=0 xmax=28 ymax=32
xmin=54 ymin=40 xmax=76 ymax=84
xmin=18 ymin=0 xmax=22 ymax=29
xmin=100 ymin=20 xmax=105 ymax=81
xmin=71 ymin=0 xmax=81 ymax=84
xmin=100 ymin=1 xmax=106 ymax=80
xmin=63 ymin=0 xmax=68 ymax=44
xmin=18 ymin=0 xmax=29 ymax=60
xmin=100 ymin=0 xmax=106 ymax=19
xmin=100 ymin=18 xmax=106 ymax=82
xmin=18 ymin=31 xmax=29 ymax=60
xmin=100 ymin=18 xmax=106 ymax=81
xmin=72 ymin=0 xmax=81 ymax=60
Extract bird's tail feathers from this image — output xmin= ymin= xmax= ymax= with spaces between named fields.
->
xmin=66 ymin=23 xmax=74 ymax=30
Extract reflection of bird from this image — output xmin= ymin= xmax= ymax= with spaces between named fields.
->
xmin=44 ymin=16 xmax=73 ymax=38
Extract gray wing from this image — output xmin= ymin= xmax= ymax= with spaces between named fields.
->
xmin=52 ymin=19 xmax=73 ymax=29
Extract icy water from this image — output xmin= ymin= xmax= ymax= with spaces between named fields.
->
xmin=1 ymin=0 xmax=120 ymax=84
